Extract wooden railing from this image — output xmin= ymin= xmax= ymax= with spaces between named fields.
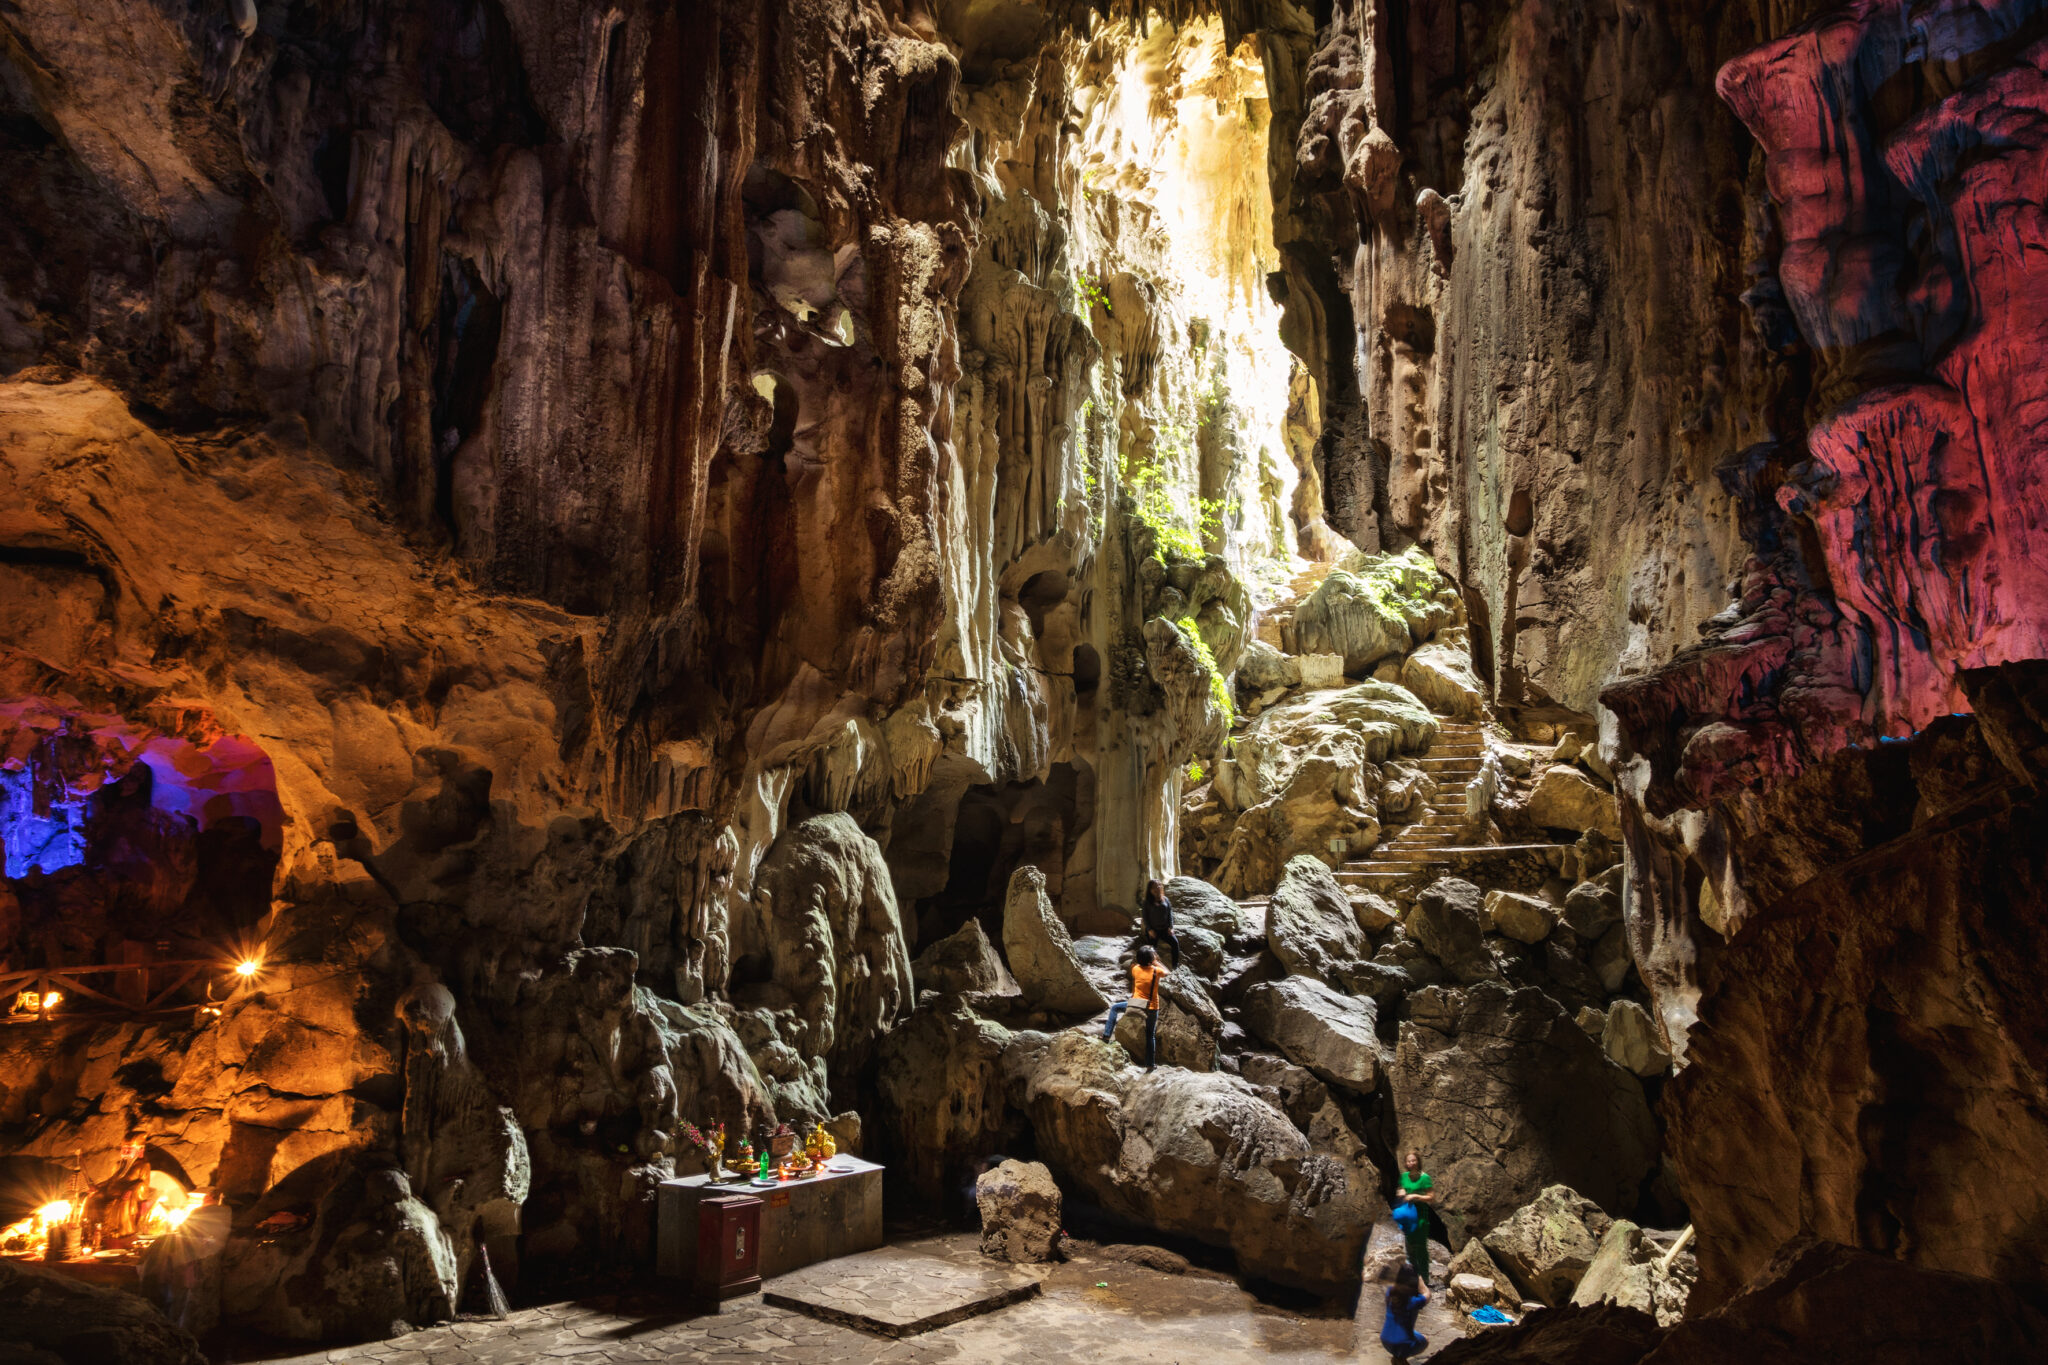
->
xmin=1 ymin=960 xmax=220 ymax=1023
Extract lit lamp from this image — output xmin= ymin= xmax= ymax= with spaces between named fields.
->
xmin=234 ymin=959 xmax=260 ymax=979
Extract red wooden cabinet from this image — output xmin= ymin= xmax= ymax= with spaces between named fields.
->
xmin=693 ymin=1193 xmax=762 ymax=1300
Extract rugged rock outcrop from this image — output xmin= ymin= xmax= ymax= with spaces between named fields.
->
xmin=0 ymin=1258 xmax=208 ymax=1365
xmin=1211 ymin=678 xmax=1437 ymax=894
xmin=1438 ymin=1239 xmax=2048 ymax=1365
xmin=1001 ymin=865 xmax=1107 ymax=1016
xmin=1241 ymin=976 xmax=1381 ymax=1093
xmin=1263 ymin=854 xmax=1378 ymax=990
xmin=873 ymin=1000 xmax=1013 ymax=1204
xmin=1390 ymin=984 xmax=1657 ymax=1245
xmin=1408 ymin=877 xmax=1495 ymax=984
xmin=912 ymin=918 xmax=1018 ymax=998
xmin=1003 ymin=1030 xmax=1381 ymax=1294
xmin=4 ymin=0 xmax=2046 ymax=1349
xmin=1481 ymin=1184 xmax=1612 ymax=1307
xmin=1570 ymin=1219 xmax=1694 ymax=1326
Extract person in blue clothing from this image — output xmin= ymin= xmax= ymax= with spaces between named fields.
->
xmin=1379 ymin=1259 xmax=1430 ymax=1362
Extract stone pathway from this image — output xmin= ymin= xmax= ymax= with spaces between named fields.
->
xmin=242 ymin=1231 xmax=1417 ymax=1365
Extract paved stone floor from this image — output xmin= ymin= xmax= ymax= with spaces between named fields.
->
xmin=246 ymin=1231 xmax=1464 ymax=1364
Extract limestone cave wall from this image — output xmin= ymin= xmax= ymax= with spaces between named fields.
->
xmin=0 ymin=0 xmax=2045 ymax=1347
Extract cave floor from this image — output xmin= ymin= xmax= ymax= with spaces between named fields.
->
xmin=245 ymin=1230 xmax=1456 ymax=1363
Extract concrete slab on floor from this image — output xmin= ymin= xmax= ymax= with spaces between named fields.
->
xmin=763 ymin=1242 xmax=1043 ymax=1337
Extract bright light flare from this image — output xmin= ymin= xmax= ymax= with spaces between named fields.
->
xmin=36 ymin=1200 xmax=72 ymax=1224
xmin=234 ymin=959 xmax=259 ymax=977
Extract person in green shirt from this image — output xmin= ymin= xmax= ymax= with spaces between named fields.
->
xmin=1397 ymin=1150 xmax=1437 ymax=1284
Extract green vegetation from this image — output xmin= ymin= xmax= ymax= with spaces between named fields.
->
xmin=1076 ymin=271 xmax=1112 ymax=315
xmin=1128 ymin=462 xmax=1204 ymax=561
xmin=1186 ymin=758 xmax=1205 ymax=785
xmin=1176 ymin=616 xmax=1235 ymax=727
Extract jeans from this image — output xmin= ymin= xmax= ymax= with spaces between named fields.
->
xmin=1102 ymin=1001 xmax=1159 ymax=1068
xmin=1144 ymin=928 xmax=1181 ymax=969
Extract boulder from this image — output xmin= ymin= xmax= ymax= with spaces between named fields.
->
xmin=1563 ymin=828 xmax=1620 ymax=882
xmin=1380 ymin=760 xmax=1441 ymax=821
xmin=1450 ymin=1272 xmax=1503 ymax=1311
xmin=1234 ymin=639 xmax=1299 ymax=693
xmin=1294 ymin=568 xmax=1412 ymax=674
xmin=874 ymin=1000 xmax=1015 ymax=1200
xmin=0 ymin=1259 xmax=207 ymax=1365
xmin=1569 ymin=1219 xmax=1692 ymax=1326
xmin=1482 ymin=1185 xmax=1614 ymax=1306
xmin=1265 ymin=855 xmax=1377 ymax=990
xmin=1389 ymin=984 xmax=1657 ymax=1246
xmin=1526 ymin=766 xmax=1621 ymax=839
xmin=912 ymin=918 xmax=1019 ymax=997
xmin=1401 ymin=629 xmax=1487 ymax=719
xmin=1591 ymin=924 xmax=1632 ymax=993
xmin=1600 ymin=1001 xmax=1671 ymax=1077
xmin=1003 ymin=1030 xmax=1384 ymax=1294
xmin=1539 ymin=928 xmax=1606 ymax=1014
xmin=1485 ymin=889 xmax=1556 ymax=944
xmin=1235 ymin=1052 xmax=1331 ymax=1130
xmin=1294 ymin=547 xmax=1462 ymax=675
xmin=1002 ymin=866 xmax=1108 ymax=1015
xmin=1070 ymin=934 xmax=1131 ymax=1000
xmin=1176 ymin=924 xmax=1226 ymax=977
xmin=1575 ymin=1004 xmax=1608 ymax=1037
xmin=975 ymin=1159 xmax=1063 ymax=1263
xmin=222 ymin=1167 xmax=460 ymax=1342
xmin=1215 ymin=681 xmax=1436 ymax=894
xmin=1409 ymin=877 xmax=1496 ymax=983
xmin=1562 ymin=879 xmax=1623 ymax=940
xmin=1165 ymin=876 xmax=1257 ymax=945
xmin=1447 ymin=1235 xmax=1522 ymax=1310
xmin=1241 ymin=976 xmax=1382 ymax=1092
xmin=1351 ymin=888 xmax=1399 ymax=933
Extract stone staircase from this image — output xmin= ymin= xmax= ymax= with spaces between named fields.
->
xmin=1336 ymin=719 xmax=1491 ymax=898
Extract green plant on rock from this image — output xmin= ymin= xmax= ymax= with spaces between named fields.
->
xmin=1126 ymin=461 xmax=1204 ymax=562
xmin=1176 ymin=615 xmax=1235 ymax=728
xmin=1076 ymin=271 xmax=1112 ymax=315
xmin=1186 ymin=758 xmax=1205 ymax=785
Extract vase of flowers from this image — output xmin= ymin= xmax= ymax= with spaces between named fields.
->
xmin=679 ymin=1121 xmax=735 ymax=1180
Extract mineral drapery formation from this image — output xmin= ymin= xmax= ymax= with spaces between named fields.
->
xmin=0 ymin=0 xmax=2045 ymax=1353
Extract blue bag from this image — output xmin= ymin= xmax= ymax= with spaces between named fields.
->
xmin=1391 ymin=1200 xmax=1420 ymax=1232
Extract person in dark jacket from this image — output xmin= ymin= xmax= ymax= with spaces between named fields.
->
xmin=1379 ymin=1260 xmax=1430 ymax=1362
xmin=1140 ymin=879 xmax=1181 ymax=969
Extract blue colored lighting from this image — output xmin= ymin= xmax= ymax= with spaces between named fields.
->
xmin=0 ymin=767 xmax=88 ymax=878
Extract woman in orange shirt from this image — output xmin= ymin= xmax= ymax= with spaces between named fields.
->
xmin=1101 ymin=944 xmax=1166 ymax=1070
